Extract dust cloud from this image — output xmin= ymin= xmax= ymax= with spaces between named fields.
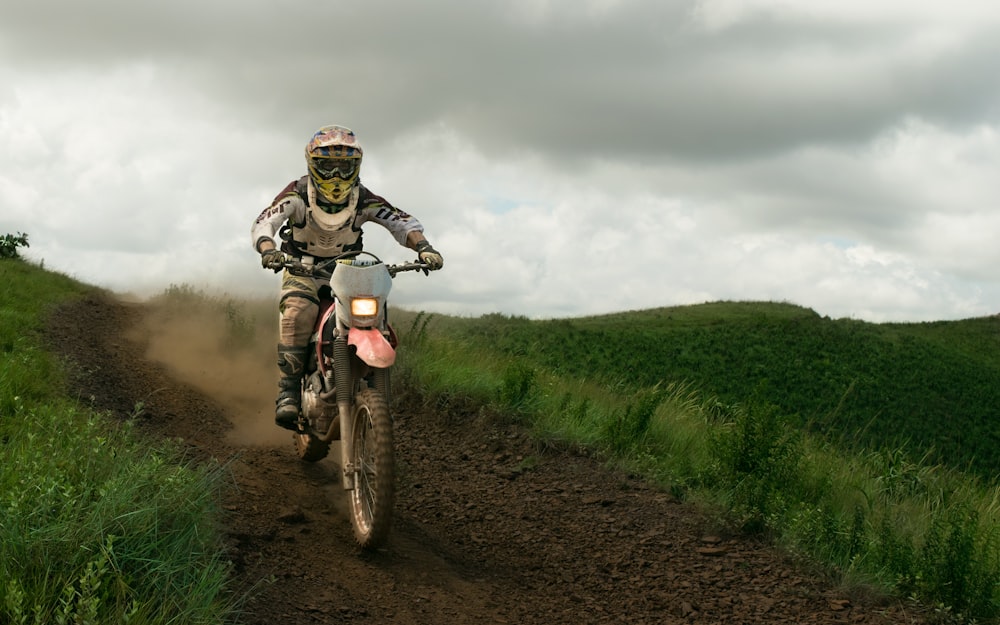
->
xmin=135 ymin=295 xmax=289 ymax=447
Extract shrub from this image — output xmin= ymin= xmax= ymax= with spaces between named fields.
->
xmin=709 ymin=401 xmax=802 ymax=532
xmin=0 ymin=232 xmax=29 ymax=259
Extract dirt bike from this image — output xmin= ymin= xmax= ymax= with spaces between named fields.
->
xmin=276 ymin=251 xmax=430 ymax=549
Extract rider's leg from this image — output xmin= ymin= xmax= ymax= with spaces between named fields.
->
xmin=274 ymin=289 xmax=318 ymax=430
xmin=275 ymin=344 xmax=308 ymax=429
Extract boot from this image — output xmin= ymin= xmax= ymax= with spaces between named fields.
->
xmin=275 ymin=345 xmax=307 ymax=431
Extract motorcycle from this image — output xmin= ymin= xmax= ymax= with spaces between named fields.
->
xmin=275 ymin=251 xmax=430 ymax=549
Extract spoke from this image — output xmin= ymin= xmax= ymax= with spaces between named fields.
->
xmin=354 ymin=408 xmax=378 ymax=527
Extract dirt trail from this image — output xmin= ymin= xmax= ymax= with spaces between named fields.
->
xmin=46 ymin=291 xmax=930 ymax=625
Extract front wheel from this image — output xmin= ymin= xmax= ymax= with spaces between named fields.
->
xmin=348 ymin=387 xmax=395 ymax=549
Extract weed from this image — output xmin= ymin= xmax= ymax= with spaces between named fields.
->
xmin=404 ymin=311 xmax=435 ymax=347
xmin=223 ymin=299 xmax=256 ymax=349
xmin=708 ymin=401 xmax=802 ymax=531
xmin=602 ymin=384 xmax=667 ymax=455
xmin=497 ymin=362 xmax=537 ymax=414
xmin=916 ymin=503 xmax=999 ymax=618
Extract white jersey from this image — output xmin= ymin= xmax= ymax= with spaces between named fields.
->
xmin=252 ymin=176 xmax=423 ymax=258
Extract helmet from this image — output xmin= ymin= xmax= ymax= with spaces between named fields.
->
xmin=305 ymin=125 xmax=363 ymax=204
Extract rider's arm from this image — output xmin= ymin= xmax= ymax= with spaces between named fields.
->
xmin=406 ymin=230 xmax=443 ymax=269
xmin=405 ymin=231 xmax=430 ymax=250
xmin=355 ymin=186 xmax=425 ymax=247
xmin=354 ymin=187 xmax=441 ymax=267
xmin=251 ymin=180 xmax=306 ymax=253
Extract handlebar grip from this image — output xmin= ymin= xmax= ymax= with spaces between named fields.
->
xmin=387 ymin=262 xmax=432 ymax=277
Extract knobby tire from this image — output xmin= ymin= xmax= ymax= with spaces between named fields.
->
xmin=349 ymin=387 xmax=395 ymax=549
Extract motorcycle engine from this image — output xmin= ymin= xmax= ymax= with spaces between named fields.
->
xmin=302 ymin=372 xmax=338 ymax=435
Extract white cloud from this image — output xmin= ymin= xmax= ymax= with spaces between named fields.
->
xmin=1 ymin=0 xmax=999 ymax=323
xmin=691 ymin=0 xmax=1000 ymax=31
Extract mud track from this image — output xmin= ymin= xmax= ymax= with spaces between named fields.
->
xmin=46 ymin=292 xmax=929 ymax=624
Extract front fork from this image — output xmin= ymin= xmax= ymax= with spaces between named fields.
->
xmin=333 ymin=332 xmax=358 ymax=490
xmin=332 ymin=328 xmax=393 ymax=490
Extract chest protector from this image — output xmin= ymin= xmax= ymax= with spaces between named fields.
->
xmin=289 ymin=179 xmax=363 ymax=258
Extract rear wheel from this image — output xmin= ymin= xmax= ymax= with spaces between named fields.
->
xmin=293 ymin=382 xmax=330 ymax=462
xmin=293 ymin=430 xmax=329 ymax=462
xmin=348 ymin=387 xmax=394 ymax=549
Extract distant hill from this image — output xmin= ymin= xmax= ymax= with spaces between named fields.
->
xmin=453 ymin=301 xmax=1000 ymax=481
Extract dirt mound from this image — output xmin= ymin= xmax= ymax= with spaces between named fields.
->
xmin=45 ymin=291 xmax=929 ymax=624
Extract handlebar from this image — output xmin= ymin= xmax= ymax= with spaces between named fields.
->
xmin=269 ymin=255 xmax=432 ymax=278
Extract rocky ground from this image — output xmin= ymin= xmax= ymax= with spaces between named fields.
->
xmin=45 ymin=291 xmax=932 ymax=624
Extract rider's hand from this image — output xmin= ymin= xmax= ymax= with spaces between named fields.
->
xmin=260 ymin=248 xmax=285 ymax=273
xmin=415 ymin=241 xmax=444 ymax=270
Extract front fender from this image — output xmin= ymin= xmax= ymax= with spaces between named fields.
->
xmin=348 ymin=328 xmax=396 ymax=368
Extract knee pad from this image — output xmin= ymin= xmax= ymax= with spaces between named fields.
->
xmin=279 ymin=296 xmax=319 ymax=346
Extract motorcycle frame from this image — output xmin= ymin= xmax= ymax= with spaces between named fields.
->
xmin=316 ymin=260 xmax=394 ymax=490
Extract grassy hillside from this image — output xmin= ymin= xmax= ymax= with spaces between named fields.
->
xmin=395 ymin=303 xmax=1000 ymax=622
xmin=0 ymin=259 xmax=234 ymax=624
xmin=5 ymin=249 xmax=999 ymax=622
xmin=447 ymin=302 xmax=1000 ymax=481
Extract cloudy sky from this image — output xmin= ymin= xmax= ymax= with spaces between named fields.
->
xmin=2 ymin=1 xmax=999 ymax=322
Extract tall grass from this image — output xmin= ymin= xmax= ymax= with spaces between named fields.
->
xmin=0 ymin=405 xmax=234 ymax=624
xmin=394 ymin=309 xmax=1000 ymax=623
xmin=0 ymin=259 xmax=236 ymax=624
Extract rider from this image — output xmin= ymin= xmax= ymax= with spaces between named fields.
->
xmin=251 ymin=124 xmax=444 ymax=430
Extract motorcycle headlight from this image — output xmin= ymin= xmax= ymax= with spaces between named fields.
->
xmin=351 ymin=297 xmax=378 ymax=317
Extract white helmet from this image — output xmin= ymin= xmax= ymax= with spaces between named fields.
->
xmin=305 ymin=125 xmax=363 ymax=204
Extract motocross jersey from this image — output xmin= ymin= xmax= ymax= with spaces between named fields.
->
xmin=251 ymin=176 xmax=424 ymax=259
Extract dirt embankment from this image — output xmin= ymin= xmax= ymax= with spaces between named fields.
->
xmin=46 ymin=292 xmax=930 ymax=625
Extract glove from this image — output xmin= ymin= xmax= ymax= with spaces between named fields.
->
xmin=260 ymin=248 xmax=285 ymax=273
xmin=415 ymin=241 xmax=444 ymax=270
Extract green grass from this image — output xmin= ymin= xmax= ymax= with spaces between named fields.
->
xmin=446 ymin=302 xmax=1000 ymax=481
xmin=0 ymin=259 xmax=235 ymax=624
xmin=7 ymin=248 xmax=1000 ymax=622
xmin=393 ymin=305 xmax=1000 ymax=623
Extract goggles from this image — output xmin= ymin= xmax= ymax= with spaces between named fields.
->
xmin=311 ymin=157 xmax=358 ymax=180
